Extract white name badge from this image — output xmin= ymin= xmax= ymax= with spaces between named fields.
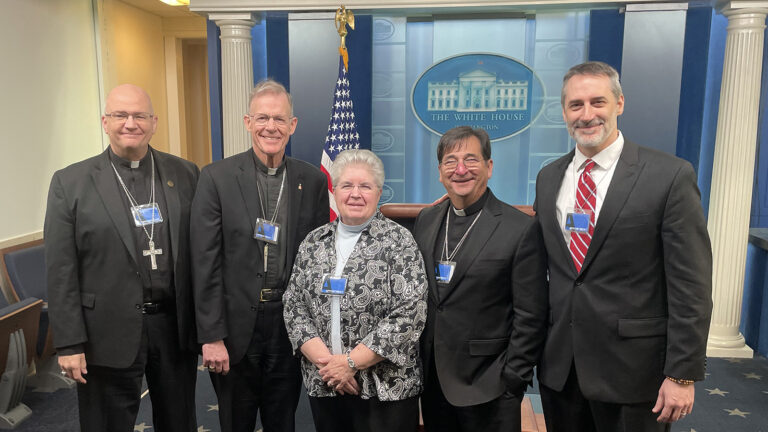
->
xmin=321 ymin=274 xmax=347 ymax=296
xmin=435 ymin=261 xmax=456 ymax=284
xmin=565 ymin=208 xmax=592 ymax=233
xmin=131 ymin=203 xmax=163 ymax=227
xmin=253 ymin=218 xmax=280 ymax=244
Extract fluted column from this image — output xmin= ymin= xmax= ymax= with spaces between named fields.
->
xmin=707 ymin=3 xmax=768 ymax=358
xmin=211 ymin=14 xmax=255 ymax=157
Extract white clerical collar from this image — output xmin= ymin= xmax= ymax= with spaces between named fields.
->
xmin=574 ymin=131 xmax=625 ymax=171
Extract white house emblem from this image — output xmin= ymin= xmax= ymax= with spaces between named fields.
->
xmin=412 ymin=53 xmax=545 ymax=141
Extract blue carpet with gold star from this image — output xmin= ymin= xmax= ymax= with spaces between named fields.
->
xmin=10 ymin=356 xmax=768 ymax=431
xmin=671 ymin=356 xmax=768 ymax=432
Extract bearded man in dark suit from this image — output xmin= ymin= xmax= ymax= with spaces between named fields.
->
xmin=46 ymin=84 xmax=199 ymax=432
xmin=534 ymin=61 xmax=712 ymax=432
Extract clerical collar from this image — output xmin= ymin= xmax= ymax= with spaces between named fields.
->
xmin=338 ymin=213 xmax=376 ymax=234
xmin=252 ymin=151 xmax=286 ymax=176
xmin=109 ymin=147 xmax=151 ymax=170
xmin=451 ymin=189 xmax=489 ymax=217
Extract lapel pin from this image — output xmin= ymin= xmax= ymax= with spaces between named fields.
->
xmin=298 ymin=183 xmax=302 ymax=190
xmin=167 ymin=180 xmax=174 ymax=187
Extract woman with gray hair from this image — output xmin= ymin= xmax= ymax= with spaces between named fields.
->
xmin=283 ymin=149 xmax=427 ymax=432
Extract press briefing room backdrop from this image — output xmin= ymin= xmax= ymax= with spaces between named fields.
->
xmin=1 ymin=0 xmax=768 ymax=360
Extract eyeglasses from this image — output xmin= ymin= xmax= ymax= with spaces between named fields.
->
xmin=440 ymin=156 xmax=485 ymax=171
xmin=105 ymin=112 xmax=154 ymax=123
xmin=336 ymin=182 xmax=378 ymax=194
xmin=247 ymin=113 xmax=293 ymax=127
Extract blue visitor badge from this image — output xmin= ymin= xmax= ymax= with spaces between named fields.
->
xmin=565 ymin=208 xmax=592 ymax=233
xmin=435 ymin=261 xmax=456 ymax=284
xmin=131 ymin=203 xmax=163 ymax=227
xmin=321 ymin=274 xmax=347 ymax=296
xmin=253 ymin=218 xmax=280 ymax=244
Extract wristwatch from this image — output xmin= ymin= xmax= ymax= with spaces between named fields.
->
xmin=346 ymin=352 xmax=357 ymax=370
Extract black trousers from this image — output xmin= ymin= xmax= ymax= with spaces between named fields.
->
xmin=421 ymin=355 xmax=522 ymax=432
xmin=308 ymin=394 xmax=420 ymax=432
xmin=539 ymin=364 xmax=670 ymax=432
xmin=76 ymin=311 xmax=198 ymax=432
xmin=209 ymin=301 xmax=301 ymax=432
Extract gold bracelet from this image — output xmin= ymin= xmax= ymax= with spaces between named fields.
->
xmin=666 ymin=376 xmax=695 ymax=385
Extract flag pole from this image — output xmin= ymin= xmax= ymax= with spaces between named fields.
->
xmin=322 ymin=6 xmax=361 ymax=222
xmin=335 ymin=5 xmax=355 ymax=71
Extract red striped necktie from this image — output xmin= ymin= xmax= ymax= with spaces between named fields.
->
xmin=570 ymin=159 xmax=596 ymax=272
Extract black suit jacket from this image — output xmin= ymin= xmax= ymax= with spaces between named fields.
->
xmin=45 ymin=148 xmax=200 ymax=368
xmin=533 ymin=140 xmax=712 ymax=404
xmin=413 ymin=190 xmax=548 ymax=407
xmin=190 ymin=150 xmax=329 ymax=364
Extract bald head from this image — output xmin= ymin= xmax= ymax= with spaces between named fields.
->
xmin=105 ymin=84 xmax=154 ymax=114
xmin=102 ymin=84 xmax=158 ymax=160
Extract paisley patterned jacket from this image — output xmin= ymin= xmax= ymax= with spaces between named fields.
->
xmin=283 ymin=211 xmax=428 ymax=401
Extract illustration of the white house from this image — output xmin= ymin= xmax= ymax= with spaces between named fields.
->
xmin=427 ymin=69 xmax=528 ymax=112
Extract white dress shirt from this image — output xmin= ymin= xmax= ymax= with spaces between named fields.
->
xmin=556 ymin=132 xmax=625 ymax=246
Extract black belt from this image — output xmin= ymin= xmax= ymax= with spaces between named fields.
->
xmin=141 ymin=301 xmax=171 ymax=314
xmin=259 ymin=288 xmax=285 ymax=302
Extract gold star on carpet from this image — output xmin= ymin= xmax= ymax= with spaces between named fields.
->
xmin=743 ymin=372 xmax=762 ymax=380
xmin=197 ymin=426 xmax=211 ymax=432
xmin=724 ymin=408 xmax=750 ymax=418
xmin=705 ymin=388 xmax=729 ymax=396
xmin=134 ymin=423 xmax=152 ymax=432
xmin=207 ymin=404 xmax=219 ymax=411
xmin=725 ymin=358 xmax=744 ymax=363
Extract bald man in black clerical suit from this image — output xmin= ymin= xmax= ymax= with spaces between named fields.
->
xmin=534 ymin=61 xmax=712 ymax=432
xmin=45 ymin=84 xmax=199 ymax=432
xmin=413 ymin=126 xmax=548 ymax=432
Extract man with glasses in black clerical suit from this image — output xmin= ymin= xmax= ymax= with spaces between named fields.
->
xmin=191 ymin=79 xmax=329 ymax=432
xmin=413 ymin=126 xmax=548 ymax=432
xmin=45 ymin=84 xmax=199 ymax=432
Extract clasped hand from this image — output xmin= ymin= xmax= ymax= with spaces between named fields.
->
xmin=317 ymin=354 xmax=359 ymax=395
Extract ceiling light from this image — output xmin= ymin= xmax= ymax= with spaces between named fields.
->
xmin=159 ymin=0 xmax=189 ymax=6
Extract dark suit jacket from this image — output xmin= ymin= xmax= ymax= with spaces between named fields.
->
xmin=190 ymin=150 xmax=329 ymax=364
xmin=45 ymin=148 xmax=200 ymax=368
xmin=533 ymin=140 xmax=712 ymax=404
xmin=413 ymin=190 xmax=548 ymax=407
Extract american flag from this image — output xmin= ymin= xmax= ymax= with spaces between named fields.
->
xmin=321 ymin=56 xmax=361 ymax=221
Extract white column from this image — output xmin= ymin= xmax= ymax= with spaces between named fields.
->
xmin=706 ymin=3 xmax=768 ymax=358
xmin=211 ymin=14 xmax=255 ymax=158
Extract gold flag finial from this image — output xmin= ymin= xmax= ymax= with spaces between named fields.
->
xmin=335 ymin=5 xmax=355 ymax=70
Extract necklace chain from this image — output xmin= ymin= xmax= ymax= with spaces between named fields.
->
xmin=110 ymin=152 xmax=157 ymax=244
xmin=442 ymin=208 xmax=483 ymax=262
xmin=257 ymin=170 xmax=286 ymax=223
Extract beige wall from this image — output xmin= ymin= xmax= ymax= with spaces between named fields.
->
xmin=98 ymin=0 xmax=170 ymax=152
xmin=0 ymin=0 xmax=208 ymax=246
xmin=0 ymin=0 xmax=102 ymax=245
xmin=182 ymin=39 xmax=212 ymax=168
